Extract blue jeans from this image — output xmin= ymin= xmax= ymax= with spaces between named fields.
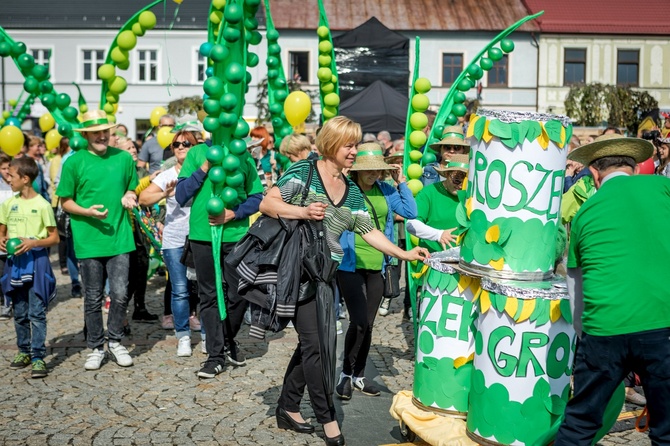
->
xmin=555 ymin=328 xmax=670 ymax=445
xmin=80 ymin=254 xmax=130 ymax=349
xmin=12 ymin=286 xmax=47 ymax=359
xmin=163 ymin=247 xmax=190 ymax=338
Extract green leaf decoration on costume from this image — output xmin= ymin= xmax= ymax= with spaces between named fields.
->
xmin=500 ymin=122 xmax=520 ymax=149
xmin=474 ymin=116 xmax=486 ymax=140
xmin=544 ymin=120 xmax=564 ymax=145
xmin=488 ymin=119 xmax=511 ymax=139
xmin=492 ymin=293 xmax=507 ymax=313
xmin=526 ymin=120 xmax=543 ymax=142
xmin=560 ymin=298 xmax=573 ymax=324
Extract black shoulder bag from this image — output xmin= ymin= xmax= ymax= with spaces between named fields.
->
xmin=360 ymin=189 xmax=399 ymax=298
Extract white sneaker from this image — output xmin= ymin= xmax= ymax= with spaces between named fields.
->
xmin=84 ymin=349 xmax=106 ymax=370
xmin=378 ymin=297 xmax=391 ymax=316
xmin=336 ymin=320 xmax=343 ymax=335
xmin=177 ymin=336 xmax=192 ymax=357
xmin=108 ymin=342 xmax=133 ymax=367
xmin=201 ymin=340 xmax=207 ymax=354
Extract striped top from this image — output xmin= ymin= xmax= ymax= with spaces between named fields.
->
xmin=276 ymin=160 xmax=374 ymax=262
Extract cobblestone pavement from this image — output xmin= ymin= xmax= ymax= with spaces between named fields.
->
xmin=0 ymin=256 xmax=652 ymax=445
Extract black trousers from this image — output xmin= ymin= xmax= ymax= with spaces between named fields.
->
xmin=555 ymin=328 xmax=670 ymax=445
xmin=278 ymin=297 xmax=336 ymax=424
xmin=337 ymin=269 xmax=383 ymax=377
xmin=128 ymin=242 xmax=149 ymax=311
xmin=191 ymin=241 xmax=247 ymax=363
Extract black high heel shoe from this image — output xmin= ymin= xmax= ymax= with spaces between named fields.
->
xmin=324 ymin=434 xmax=346 ymax=446
xmin=275 ymin=406 xmax=315 ymax=434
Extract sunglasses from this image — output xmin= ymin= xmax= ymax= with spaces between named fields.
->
xmin=172 ymin=141 xmax=192 ymax=149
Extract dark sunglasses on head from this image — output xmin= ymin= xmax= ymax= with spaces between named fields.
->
xmin=172 ymin=141 xmax=192 ymax=149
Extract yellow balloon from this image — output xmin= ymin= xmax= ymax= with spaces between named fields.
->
xmin=283 ymin=91 xmax=311 ymax=127
xmin=0 ymin=126 xmax=25 ymax=157
xmin=150 ymin=106 xmax=168 ymax=127
xmin=39 ymin=113 xmax=55 ymax=132
xmin=156 ymin=126 xmax=174 ymax=149
xmin=45 ymin=128 xmax=62 ymax=151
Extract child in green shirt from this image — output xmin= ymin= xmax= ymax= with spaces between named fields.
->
xmin=0 ymin=157 xmax=59 ymax=378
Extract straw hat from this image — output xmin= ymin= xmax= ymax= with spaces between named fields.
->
xmin=384 ymin=151 xmax=404 ymax=163
xmin=171 ymin=113 xmax=204 ymax=133
xmin=429 ymin=125 xmax=470 ymax=151
xmin=568 ymin=134 xmax=654 ymax=165
xmin=349 ymin=143 xmax=392 ymax=171
xmin=435 ymin=154 xmax=469 ymax=177
xmin=74 ymin=110 xmax=117 ymax=132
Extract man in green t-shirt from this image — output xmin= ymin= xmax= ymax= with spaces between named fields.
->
xmin=555 ymin=134 xmax=670 ymax=445
xmin=57 ymin=110 xmax=139 ymax=372
xmin=176 ymin=142 xmax=263 ymax=378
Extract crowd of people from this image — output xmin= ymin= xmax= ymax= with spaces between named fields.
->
xmin=0 ymin=107 xmax=669 ymax=445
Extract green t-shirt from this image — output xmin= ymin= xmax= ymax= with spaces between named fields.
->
xmin=0 ymin=194 xmax=56 ymax=239
xmin=568 ymin=174 xmax=670 ymax=336
xmin=276 ymin=160 xmax=374 ymax=263
xmin=179 ymin=144 xmax=263 ymax=243
xmin=355 ymin=185 xmax=387 ymax=270
xmin=56 ymin=147 xmax=138 ymax=259
xmin=415 ymin=181 xmax=459 ymax=253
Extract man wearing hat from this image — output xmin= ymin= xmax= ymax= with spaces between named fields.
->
xmin=421 ymin=125 xmax=470 ymax=186
xmin=555 ymin=134 xmax=670 ymax=445
xmin=57 ymin=110 xmax=139 ymax=371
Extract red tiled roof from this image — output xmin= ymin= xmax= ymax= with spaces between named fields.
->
xmin=523 ymin=0 xmax=670 ymax=35
xmin=266 ymin=0 xmax=540 ymax=32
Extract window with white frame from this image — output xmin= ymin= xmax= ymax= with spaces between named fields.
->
xmin=82 ymin=49 xmax=105 ymax=82
xmin=30 ymin=48 xmax=53 ymax=77
xmin=137 ymin=49 xmax=158 ymax=83
xmin=196 ymin=50 xmax=206 ymax=83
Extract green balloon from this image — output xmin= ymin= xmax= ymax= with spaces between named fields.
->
xmin=488 ymin=47 xmax=503 ymax=62
xmin=209 ymin=44 xmax=228 ymax=63
xmin=219 ymin=93 xmax=238 ymax=111
xmin=422 ymin=151 xmax=437 ymax=166
xmin=219 ymin=112 xmax=237 ymax=128
xmin=0 ymin=41 xmax=11 ymax=57
xmin=208 ymin=166 xmax=226 ymax=184
xmin=225 ymin=172 xmax=244 ymax=187
xmin=56 ymin=93 xmax=71 ymax=109
xmin=267 ymin=69 xmax=278 ymax=80
xmin=274 ymin=90 xmax=288 ymax=102
xmin=248 ymin=31 xmax=262 ymax=45
xmin=233 ymin=120 xmax=250 ymax=139
xmin=247 ymin=52 xmax=259 ymax=67
xmin=268 ymin=43 xmax=281 ymax=56
xmin=453 ymin=91 xmax=466 ymax=104
xmin=70 ymin=134 xmax=88 ymax=151
xmin=452 ymin=103 xmax=467 ymax=117
xmin=32 ymin=64 xmax=49 ymax=81
xmin=446 ymin=113 xmax=458 ymax=125
xmin=203 ymin=98 xmax=222 ymax=115
xmin=266 ymin=56 xmax=279 ymax=68
xmin=11 ymin=42 xmax=26 ymax=57
xmin=62 ymin=106 xmax=79 ymax=120
xmin=269 ymin=103 xmax=283 ymax=115
xmin=480 ymin=58 xmax=494 ymax=71
xmin=225 ymin=62 xmax=244 ymax=84
xmin=229 ymin=138 xmax=247 ymax=155
xmin=224 ymin=4 xmax=243 ymax=23
xmin=266 ymin=29 xmax=279 ymax=41
xmin=500 ymin=39 xmax=515 ymax=53
xmin=58 ymin=123 xmax=73 ymax=137
xmin=17 ymin=53 xmax=35 ymax=71
xmin=222 ymin=154 xmax=240 ymax=171
xmin=203 ymin=116 xmax=220 ymax=133
xmin=23 ymin=77 xmax=39 ymax=94
xmin=223 ymin=27 xmax=241 ymax=43
xmin=6 ymin=238 xmax=22 ymax=256
xmin=221 ymin=187 xmax=238 ymax=205
xmin=467 ymin=64 xmax=483 ymax=80
xmin=457 ymin=78 xmax=472 ymax=92
xmin=203 ymin=77 xmax=225 ymax=98
xmin=244 ymin=17 xmax=259 ymax=31
xmin=206 ymin=145 xmax=225 ymax=164
xmin=41 ymin=93 xmax=56 ymax=109
xmin=39 ymin=80 xmax=53 ymax=94
xmin=206 ymin=197 xmax=225 ymax=216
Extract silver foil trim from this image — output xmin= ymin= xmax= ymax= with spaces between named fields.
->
xmin=477 ymin=108 xmax=572 ymax=127
xmin=481 ymin=276 xmax=569 ymax=300
xmin=424 ymin=248 xmax=460 ymax=274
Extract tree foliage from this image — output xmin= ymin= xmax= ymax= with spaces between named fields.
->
xmin=564 ymin=83 xmax=658 ymax=133
xmin=255 ymin=77 xmax=319 ymax=126
xmin=167 ymin=96 xmax=203 ymax=117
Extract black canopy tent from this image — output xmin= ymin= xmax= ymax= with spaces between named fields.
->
xmin=338 ymin=80 xmax=408 ymax=138
xmin=333 ymin=17 xmax=410 ymax=103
